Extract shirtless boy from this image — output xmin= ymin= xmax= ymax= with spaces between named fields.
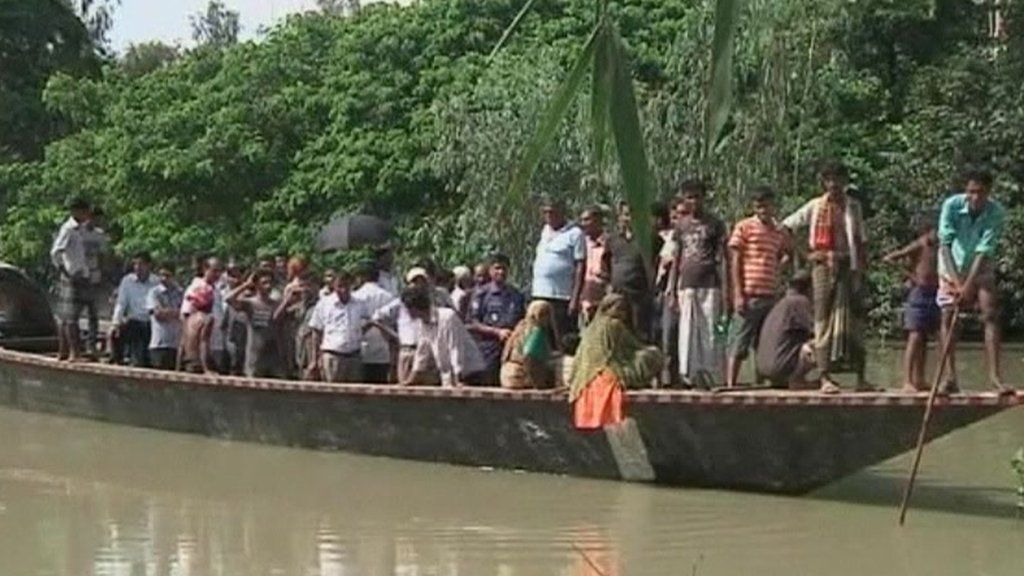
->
xmin=883 ymin=218 xmax=940 ymax=392
xmin=180 ymin=284 xmax=216 ymax=374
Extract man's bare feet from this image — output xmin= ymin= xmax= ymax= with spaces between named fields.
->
xmin=900 ymin=382 xmax=924 ymax=394
xmin=938 ymin=379 xmax=960 ymax=396
xmin=820 ymin=378 xmax=841 ymax=394
xmin=991 ymin=380 xmax=1015 ymax=395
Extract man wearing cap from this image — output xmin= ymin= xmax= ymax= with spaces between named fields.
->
xmin=401 ymin=285 xmax=486 ymax=387
xmin=50 ymin=197 xmax=92 ymax=362
xmin=450 ymin=265 xmax=474 ymax=321
xmin=371 ymin=266 xmax=449 ymax=384
xmin=531 ymin=198 xmax=586 ymax=342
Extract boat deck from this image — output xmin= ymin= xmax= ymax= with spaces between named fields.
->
xmin=2 ymin=347 xmax=1020 ymax=407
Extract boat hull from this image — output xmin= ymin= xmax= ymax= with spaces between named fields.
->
xmin=0 ymin=348 xmax=1017 ymax=493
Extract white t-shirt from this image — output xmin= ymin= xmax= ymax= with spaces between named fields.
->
xmin=308 ymin=293 xmax=370 ymax=354
xmin=352 ymin=282 xmax=393 ymax=365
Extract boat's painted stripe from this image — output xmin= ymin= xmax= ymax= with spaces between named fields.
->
xmin=1 ymin=348 xmax=1020 ymax=408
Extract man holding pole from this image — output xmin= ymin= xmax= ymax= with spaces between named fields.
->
xmin=937 ymin=169 xmax=1011 ymax=394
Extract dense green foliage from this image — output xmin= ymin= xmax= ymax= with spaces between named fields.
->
xmin=0 ymin=0 xmax=101 ymax=160
xmin=1 ymin=0 xmax=1023 ymax=334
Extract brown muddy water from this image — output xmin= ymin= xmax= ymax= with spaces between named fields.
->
xmin=0 ymin=348 xmax=1022 ymax=576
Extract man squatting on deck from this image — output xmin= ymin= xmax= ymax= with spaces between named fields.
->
xmin=48 ymin=163 xmax=1013 ymax=398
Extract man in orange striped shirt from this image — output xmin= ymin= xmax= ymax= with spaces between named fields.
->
xmin=726 ymin=186 xmax=790 ymax=387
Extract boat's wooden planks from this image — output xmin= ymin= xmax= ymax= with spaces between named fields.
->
xmin=1 ymin=347 xmax=1020 ymax=408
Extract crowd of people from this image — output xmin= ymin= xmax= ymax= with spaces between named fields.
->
xmin=46 ymin=161 xmax=1013 ymax=401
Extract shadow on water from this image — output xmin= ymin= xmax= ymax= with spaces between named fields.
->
xmin=811 ymin=470 xmax=1019 ymax=521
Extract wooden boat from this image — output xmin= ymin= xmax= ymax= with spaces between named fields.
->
xmin=0 ymin=346 xmax=1019 ymax=493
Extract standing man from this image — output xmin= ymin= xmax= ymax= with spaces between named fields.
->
xmin=937 ymin=169 xmax=1009 ymax=393
xmin=726 ymin=186 xmax=789 ymax=387
xmin=50 ymin=197 xmax=92 ymax=362
xmin=656 ymin=196 xmax=689 ymax=385
xmin=81 ymin=206 xmax=110 ymax=357
xmin=781 ymin=162 xmax=869 ymax=394
xmin=226 ymin=269 xmax=286 ymax=379
xmin=672 ymin=181 xmax=729 ymax=388
xmin=308 ymin=271 xmax=371 ymax=383
xmin=579 ymin=206 xmax=609 ymax=324
xmin=531 ymin=197 xmax=586 ymax=343
xmin=111 ymin=252 xmax=159 ymax=367
xmin=606 ymin=201 xmax=657 ymax=340
xmin=182 ymin=258 xmax=227 ymax=372
xmin=451 ymin=266 xmax=477 ymax=321
xmin=375 ymin=245 xmax=400 ymax=296
xmin=353 ymin=262 xmax=395 ymax=384
xmin=146 ymin=263 xmax=184 ymax=371
xmin=467 ymin=253 xmax=526 ymax=385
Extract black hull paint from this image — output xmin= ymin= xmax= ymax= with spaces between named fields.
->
xmin=0 ymin=348 xmax=1017 ymax=493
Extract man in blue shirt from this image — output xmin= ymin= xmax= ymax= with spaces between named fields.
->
xmin=469 ymin=253 xmax=526 ymax=385
xmin=531 ymin=197 xmax=585 ymax=343
xmin=937 ymin=169 xmax=1010 ymax=393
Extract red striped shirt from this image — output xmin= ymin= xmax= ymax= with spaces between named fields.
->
xmin=728 ymin=217 xmax=787 ymax=297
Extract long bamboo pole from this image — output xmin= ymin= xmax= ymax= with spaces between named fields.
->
xmin=898 ymin=307 xmax=960 ymax=526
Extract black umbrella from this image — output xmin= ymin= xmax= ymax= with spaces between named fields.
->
xmin=315 ymin=213 xmax=392 ymax=252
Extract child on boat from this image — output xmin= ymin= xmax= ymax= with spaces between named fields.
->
xmin=180 ymin=283 xmax=217 ymax=374
xmin=882 ymin=215 xmax=940 ymax=392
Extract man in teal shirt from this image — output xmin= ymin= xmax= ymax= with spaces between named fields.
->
xmin=937 ymin=169 xmax=1010 ymax=393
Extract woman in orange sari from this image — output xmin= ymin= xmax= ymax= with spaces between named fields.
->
xmin=569 ymin=294 xmax=663 ymax=429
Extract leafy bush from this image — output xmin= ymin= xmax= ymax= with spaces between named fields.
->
xmin=1 ymin=0 xmax=1023 ymax=336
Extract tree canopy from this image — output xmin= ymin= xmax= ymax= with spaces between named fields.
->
xmin=1 ymin=0 xmax=1022 ymax=334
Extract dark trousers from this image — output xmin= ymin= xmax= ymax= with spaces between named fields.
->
xmin=121 ymin=320 xmax=151 ymax=367
xmin=364 ymin=363 xmax=391 ymax=384
xmin=536 ymin=298 xmax=575 ymax=350
xmin=150 ymin=347 xmax=177 ymax=370
xmin=613 ymin=288 xmax=653 ymax=342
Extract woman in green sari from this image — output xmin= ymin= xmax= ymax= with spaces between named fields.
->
xmin=500 ymin=300 xmax=558 ymax=389
xmin=570 ymin=294 xmax=663 ymax=429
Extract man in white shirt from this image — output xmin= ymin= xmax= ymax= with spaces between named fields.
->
xmin=49 ymin=198 xmax=92 ymax=362
xmin=181 ymin=257 xmax=227 ymax=372
xmin=374 ymin=245 xmax=400 ymax=296
xmin=146 ymin=263 xmax=184 ymax=370
xmin=353 ymin=263 xmax=395 ymax=384
xmin=401 ymin=285 xmax=486 ymax=387
xmin=112 ymin=252 xmax=160 ymax=367
xmin=309 ymin=271 xmax=371 ymax=383
xmin=450 ymin=265 xmax=474 ymax=320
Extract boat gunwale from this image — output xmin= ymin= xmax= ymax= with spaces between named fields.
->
xmin=0 ymin=347 xmax=1020 ymax=408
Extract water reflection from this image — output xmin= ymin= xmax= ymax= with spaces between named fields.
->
xmin=0 ymin=348 xmax=1022 ymax=575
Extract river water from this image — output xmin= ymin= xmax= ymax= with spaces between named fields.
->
xmin=0 ymin=348 xmax=1022 ymax=575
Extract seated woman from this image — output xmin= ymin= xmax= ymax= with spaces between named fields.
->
xmin=569 ymin=294 xmax=663 ymax=429
xmin=500 ymin=300 xmax=558 ymax=389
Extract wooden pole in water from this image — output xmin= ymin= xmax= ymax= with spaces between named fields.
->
xmin=898 ymin=307 xmax=960 ymax=526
